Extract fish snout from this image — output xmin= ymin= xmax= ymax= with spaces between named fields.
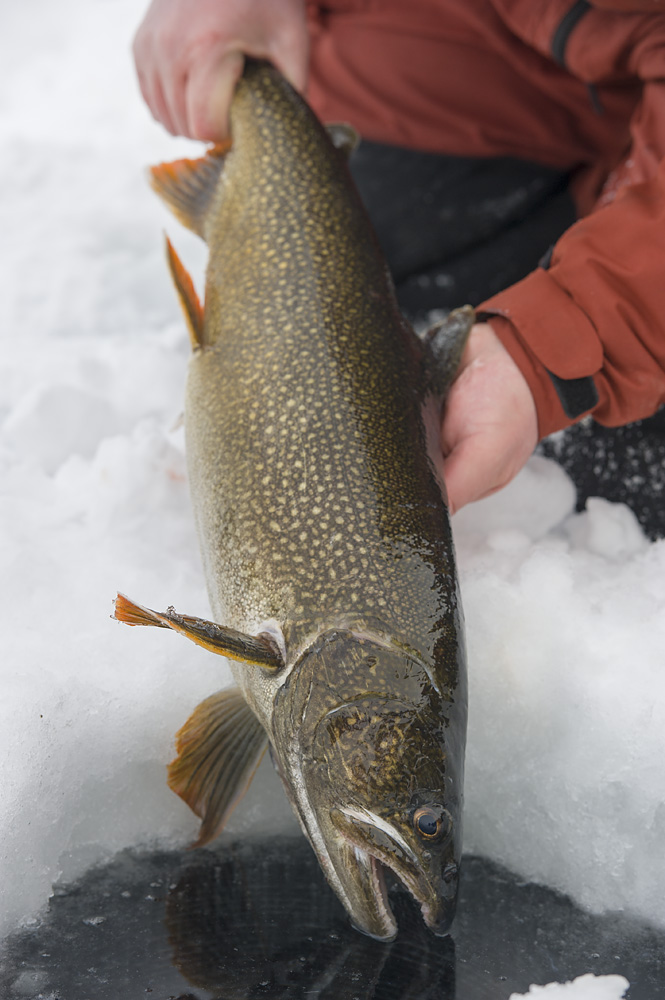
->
xmin=420 ymin=860 xmax=460 ymax=936
xmin=423 ymin=899 xmax=457 ymax=937
xmin=329 ymin=805 xmax=461 ymax=938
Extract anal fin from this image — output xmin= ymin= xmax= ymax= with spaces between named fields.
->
xmin=168 ymin=687 xmax=268 ymax=847
xmin=113 ymin=594 xmax=284 ymax=671
xmin=165 ymin=237 xmax=204 ymax=349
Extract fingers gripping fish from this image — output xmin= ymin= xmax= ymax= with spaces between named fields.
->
xmin=114 ymin=59 xmax=472 ymax=942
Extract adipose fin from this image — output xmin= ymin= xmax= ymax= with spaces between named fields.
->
xmin=423 ymin=305 xmax=475 ymax=399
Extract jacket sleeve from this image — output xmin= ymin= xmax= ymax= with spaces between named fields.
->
xmin=478 ymin=28 xmax=665 ymax=438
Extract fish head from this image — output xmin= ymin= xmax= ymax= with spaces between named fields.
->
xmin=271 ymin=629 xmax=465 ymax=941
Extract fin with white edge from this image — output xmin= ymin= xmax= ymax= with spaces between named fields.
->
xmin=113 ymin=594 xmax=284 ymax=671
xmin=168 ymin=687 xmax=268 ymax=846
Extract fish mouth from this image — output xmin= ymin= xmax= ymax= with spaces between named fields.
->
xmin=331 ymin=806 xmax=457 ymax=939
xmin=346 ymin=844 xmax=397 ymax=941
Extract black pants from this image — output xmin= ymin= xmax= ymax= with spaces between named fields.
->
xmin=350 ymin=141 xmax=665 ymax=540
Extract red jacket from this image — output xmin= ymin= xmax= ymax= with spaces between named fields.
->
xmin=305 ymin=0 xmax=665 ymax=435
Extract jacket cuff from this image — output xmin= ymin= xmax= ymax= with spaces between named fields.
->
xmin=478 ymin=267 xmax=604 ymax=438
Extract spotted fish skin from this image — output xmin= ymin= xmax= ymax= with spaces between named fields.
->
xmin=190 ymin=62 xmax=463 ymax=686
xmin=132 ymin=59 xmax=469 ymax=941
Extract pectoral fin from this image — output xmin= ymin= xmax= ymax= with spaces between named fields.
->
xmin=423 ymin=305 xmax=475 ymax=399
xmin=113 ymin=594 xmax=284 ymax=671
xmin=168 ymin=687 xmax=268 ymax=846
xmin=149 ymin=142 xmax=229 ymax=240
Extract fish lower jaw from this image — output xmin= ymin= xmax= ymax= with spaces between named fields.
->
xmin=346 ymin=834 xmax=448 ymax=940
xmin=349 ymin=846 xmax=398 ymax=942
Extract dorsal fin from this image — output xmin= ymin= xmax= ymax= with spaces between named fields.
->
xmin=149 ymin=141 xmax=230 ymax=240
xmin=168 ymin=687 xmax=268 ymax=846
xmin=113 ymin=593 xmax=284 ymax=671
xmin=164 ymin=236 xmax=204 ymax=349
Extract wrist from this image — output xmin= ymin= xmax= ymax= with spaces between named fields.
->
xmin=478 ymin=268 xmax=603 ymax=438
xmin=482 ymin=313 xmax=572 ymax=439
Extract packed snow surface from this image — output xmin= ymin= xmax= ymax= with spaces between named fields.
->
xmin=1 ymin=4 xmax=664 ymax=981
xmin=510 ymin=973 xmax=629 ymax=999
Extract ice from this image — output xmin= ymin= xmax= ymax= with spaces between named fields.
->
xmin=9 ymin=969 xmax=49 ymax=997
xmin=4 ymin=384 xmax=124 ymax=473
xmin=563 ymin=496 xmax=648 ymax=560
xmin=510 ymin=973 xmax=629 ymax=999
xmin=459 ymin=466 xmax=665 ymax=922
xmin=453 ymin=454 xmax=577 ymax=543
xmin=1 ymin=0 xmax=665 ymax=961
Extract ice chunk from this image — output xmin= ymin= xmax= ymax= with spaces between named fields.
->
xmin=510 ymin=973 xmax=629 ymax=999
xmin=9 ymin=969 xmax=49 ymax=997
xmin=564 ymin=496 xmax=648 ymax=559
xmin=453 ymin=454 xmax=576 ymax=544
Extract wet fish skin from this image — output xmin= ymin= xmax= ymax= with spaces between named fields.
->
xmin=115 ymin=59 xmax=470 ymax=941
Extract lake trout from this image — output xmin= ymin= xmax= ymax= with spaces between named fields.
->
xmin=114 ymin=59 xmax=471 ymax=941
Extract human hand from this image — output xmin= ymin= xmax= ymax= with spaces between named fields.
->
xmin=441 ymin=322 xmax=538 ymax=515
xmin=133 ymin=0 xmax=309 ymax=141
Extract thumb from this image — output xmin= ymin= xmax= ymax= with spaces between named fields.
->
xmin=185 ymin=49 xmax=244 ymax=141
xmin=443 ymin=436 xmax=507 ymax=515
xmin=268 ymin=15 xmax=310 ymax=93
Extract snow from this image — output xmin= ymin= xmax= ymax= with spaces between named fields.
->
xmin=457 ymin=460 xmax=665 ymax=924
xmin=0 ymin=8 xmax=663 ymax=998
xmin=510 ymin=973 xmax=629 ymax=999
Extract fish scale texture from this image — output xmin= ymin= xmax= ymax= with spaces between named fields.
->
xmin=186 ymin=65 xmax=462 ymax=677
xmin=169 ymin=61 xmax=467 ymax=940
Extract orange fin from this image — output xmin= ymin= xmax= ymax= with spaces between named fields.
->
xmin=113 ymin=593 xmax=284 ymax=671
xmin=168 ymin=687 xmax=268 ymax=847
xmin=149 ymin=141 xmax=230 ymax=240
xmin=165 ymin=236 xmax=204 ymax=349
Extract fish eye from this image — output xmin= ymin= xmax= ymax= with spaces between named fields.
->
xmin=413 ymin=804 xmax=449 ymax=841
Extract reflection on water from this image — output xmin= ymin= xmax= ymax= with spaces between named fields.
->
xmin=166 ymin=839 xmax=455 ymax=998
xmin=1 ymin=835 xmax=663 ymax=1000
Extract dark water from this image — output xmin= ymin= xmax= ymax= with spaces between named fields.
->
xmin=1 ymin=837 xmax=663 ymax=1000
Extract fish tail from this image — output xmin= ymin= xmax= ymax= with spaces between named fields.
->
xmin=149 ymin=142 xmax=229 ymax=240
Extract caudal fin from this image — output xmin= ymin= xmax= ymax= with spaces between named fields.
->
xmin=149 ymin=142 xmax=229 ymax=240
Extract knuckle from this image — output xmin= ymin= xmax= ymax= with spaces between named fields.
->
xmin=132 ymin=25 xmax=152 ymax=68
xmin=155 ymin=23 xmax=179 ymax=59
xmin=187 ymin=94 xmax=218 ymax=141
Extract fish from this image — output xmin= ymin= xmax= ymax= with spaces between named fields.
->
xmin=113 ymin=58 xmax=472 ymax=941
